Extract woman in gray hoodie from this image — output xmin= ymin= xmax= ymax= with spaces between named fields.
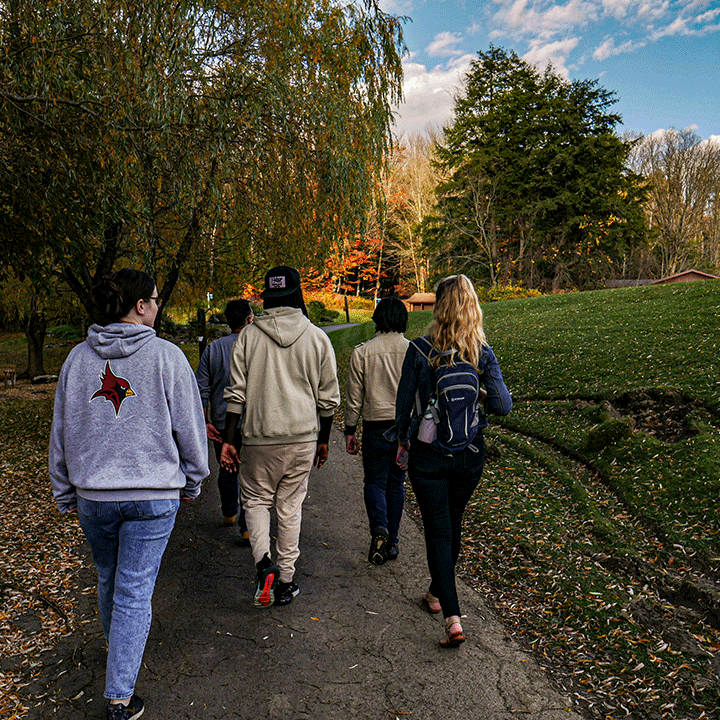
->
xmin=49 ymin=268 xmax=208 ymax=720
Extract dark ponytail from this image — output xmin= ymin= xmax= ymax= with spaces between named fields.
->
xmin=91 ymin=268 xmax=156 ymax=325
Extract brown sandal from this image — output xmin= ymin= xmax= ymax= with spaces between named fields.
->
xmin=440 ymin=621 xmax=466 ymax=648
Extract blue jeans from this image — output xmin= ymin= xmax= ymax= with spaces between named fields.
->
xmin=212 ymin=439 xmax=246 ymax=530
xmin=361 ymin=423 xmax=406 ymax=544
xmin=408 ymin=437 xmax=485 ymax=618
xmin=77 ymin=497 xmax=179 ymax=700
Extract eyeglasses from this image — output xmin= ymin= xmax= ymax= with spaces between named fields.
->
xmin=145 ymin=296 xmax=162 ymax=307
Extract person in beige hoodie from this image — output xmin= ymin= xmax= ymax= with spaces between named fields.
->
xmin=221 ymin=267 xmax=340 ymax=608
xmin=345 ymin=297 xmax=409 ymax=565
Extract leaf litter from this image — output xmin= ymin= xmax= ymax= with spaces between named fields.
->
xmin=0 ymin=385 xmax=89 ymax=719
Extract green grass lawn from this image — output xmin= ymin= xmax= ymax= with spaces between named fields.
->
xmin=329 ymin=281 xmax=720 ymax=720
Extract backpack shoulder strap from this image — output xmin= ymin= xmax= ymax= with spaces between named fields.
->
xmin=410 ymin=336 xmax=436 ymax=417
xmin=410 ymin=335 xmax=434 ymax=360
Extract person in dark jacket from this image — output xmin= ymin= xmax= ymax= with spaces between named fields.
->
xmin=395 ymin=274 xmax=512 ymax=648
xmin=196 ymin=299 xmax=253 ymax=539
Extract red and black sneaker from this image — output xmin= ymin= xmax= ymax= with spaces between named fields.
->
xmin=254 ymin=554 xmax=279 ymax=607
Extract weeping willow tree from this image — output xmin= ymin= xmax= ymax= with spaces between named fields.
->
xmin=0 ymin=0 xmax=405 ymax=331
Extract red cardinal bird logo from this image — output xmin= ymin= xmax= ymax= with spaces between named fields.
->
xmin=90 ymin=361 xmax=136 ymax=416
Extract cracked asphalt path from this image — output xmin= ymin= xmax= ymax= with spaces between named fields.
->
xmin=29 ymin=429 xmax=582 ymax=719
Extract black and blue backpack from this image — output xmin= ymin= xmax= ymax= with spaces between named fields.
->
xmin=412 ymin=336 xmax=487 ymax=454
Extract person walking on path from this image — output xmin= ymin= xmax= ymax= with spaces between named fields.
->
xmin=345 ymin=297 xmax=409 ymax=565
xmin=195 ymin=299 xmax=253 ymax=541
xmin=395 ymin=274 xmax=512 ymax=648
xmin=49 ymin=268 xmax=209 ymax=720
xmin=221 ymin=266 xmax=341 ymax=608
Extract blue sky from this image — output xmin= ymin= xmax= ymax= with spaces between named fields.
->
xmin=380 ymin=0 xmax=720 ymax=142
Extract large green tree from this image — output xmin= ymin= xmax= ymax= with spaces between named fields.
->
xmin=427 ymin=46 xmax=647 ymax=290
xmin=0 ymin=0 xmax=404 ymax=327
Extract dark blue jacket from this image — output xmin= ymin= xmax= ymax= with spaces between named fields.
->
xmin=395 ymin=337 xmax=513 ymax=446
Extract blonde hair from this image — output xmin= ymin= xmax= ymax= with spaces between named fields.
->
xmin=428 ymin=275 xmax=487 ymax=368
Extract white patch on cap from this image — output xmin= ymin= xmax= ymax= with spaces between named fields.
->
xmin=269 ymin=276 xmax=286 ymax=289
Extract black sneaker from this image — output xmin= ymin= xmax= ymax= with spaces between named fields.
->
xmin=254 ymin=554 xmax=279 ymax=607
xmin=387 ymin=542 xmax=399 ymax=560
xmin=368 ymin=527 xmax=389 ymax=565
xmin=274 ymin=580 xmax=300 ymax=606
xmin=107 ymin=695 xmax=144 ymax=720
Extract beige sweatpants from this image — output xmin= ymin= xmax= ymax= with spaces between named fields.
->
xmin=239 ymin=442 xmax=317 ymax=583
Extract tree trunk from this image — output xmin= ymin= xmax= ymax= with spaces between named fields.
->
xmin=61 ymin=221 xmax=124 ymax=321
xmin=25 ymin=299 xmax=47 ymax=378
xmin=197 ymin=308 xmax=207 ymax=359
xmin=157 ymin=158 xmax=218 ymax=332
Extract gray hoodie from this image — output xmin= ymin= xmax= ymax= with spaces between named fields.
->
xmin=49 ymin=323 xmax=209 ymax=513
xmin=224 ymin=307 xmax=340 ymax=445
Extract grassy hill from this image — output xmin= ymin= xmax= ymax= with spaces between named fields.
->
xmin=329 ymin=280 xmax=720 ymax=720
xmin=1 ymin=281 xmax=717 ymax=718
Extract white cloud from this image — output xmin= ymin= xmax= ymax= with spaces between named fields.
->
xmin=506 ymin=0 xmax=532 ymax=29
xmin=427 ymin=31 xmax=464 ymax=56
xmin=378 ymin=0 xmax=414 ymax=13
xmin=636 ymin=0 xmax=670 ymax=24
xmin=652 ymin=14 xmax=691 ymax=38
xmin=484 ymin=0 xmax=720 ymax=83
xmin=592 ymin=37 xmax=615 ymax=59
xmin=599 ymin=0 xmax=634 ymax=20
xmin=486 ymin=0 xmax=720 ymax=48
xmin=492 ymin=0 xmax=597 ymax=40
xmin=593 ymin=36 xmax=645 ymax=59
xmin=650 ymin=1 xmax=720 ymax=38
xmin=523 ymin=37 xmax=580 ymax=75
xmin=697 ymin=7 xmax=720 ymax=24
xmin=491 ymin=0 xmax=536 ymax=34
xmin=392 ymin=55 xmax=475 ymax=137
xmin=684 ymin=0 xmax=712 ymax=13
xmin=542 ymin=0 xmax=598 ymax=34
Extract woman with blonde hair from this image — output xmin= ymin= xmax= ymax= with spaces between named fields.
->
xmin=395 ymin=274 xmax=512 ymax=647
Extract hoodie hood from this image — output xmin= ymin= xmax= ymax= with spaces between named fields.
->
xmin=254 ymin=306 xmax=310 ymax=348
xmin=86 ymin=323 xmax=157 ymax=359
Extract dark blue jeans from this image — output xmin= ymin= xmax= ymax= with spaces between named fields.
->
xmin=361 ymin=422 xmax=406 ymax=544
xmin=213 ymin=439 xmax=246 ymax=531
xmin=408 ymin=436 xmax=485 ymax=618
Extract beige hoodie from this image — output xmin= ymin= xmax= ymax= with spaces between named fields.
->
xmin=224 ymin=306 xmax=340 ymax=445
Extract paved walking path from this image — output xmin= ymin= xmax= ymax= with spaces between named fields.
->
xmin=30 ymin=430 xmax=582 ymax=720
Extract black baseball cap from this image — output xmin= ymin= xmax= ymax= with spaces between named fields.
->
xmin=260 ymin=266 xmax=301 ymax=298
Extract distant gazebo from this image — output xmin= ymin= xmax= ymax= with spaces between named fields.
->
xmin=652 ymin=269 xmax=719 ymax=284
xmin=405 ymin=292 xmax=436 ymax=311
